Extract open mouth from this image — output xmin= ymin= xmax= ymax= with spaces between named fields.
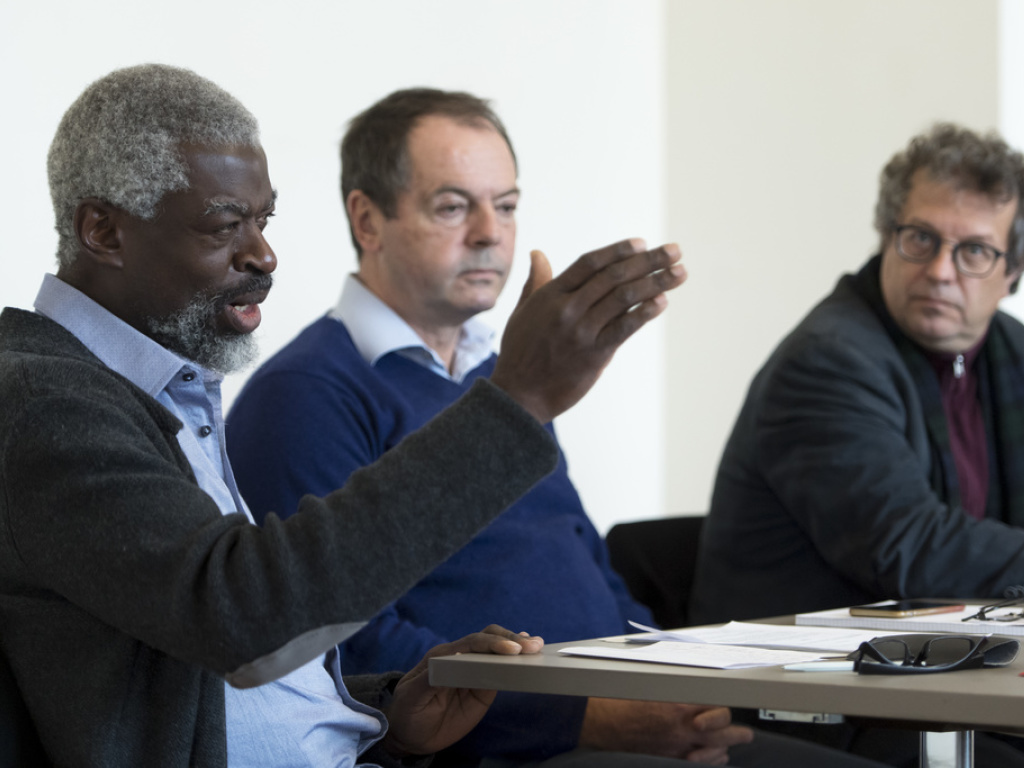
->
xmin=218 ymin=276 xmax=273 ymax=335
xmin=221 ymin=302 xmax=261 ymax=335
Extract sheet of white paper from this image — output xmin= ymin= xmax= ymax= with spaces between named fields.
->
xmin=624 ymin=621 xmax=879 ymax=652
xmin=560 ymin=641 xmax=826 ymax=669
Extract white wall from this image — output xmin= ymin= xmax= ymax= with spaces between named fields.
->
xmin=663 ymin=0 xmax=1000 ymax=515
xmin=4 ymin=1 xmax=1018 ymax=534
xmin=0 ymin=0 xmax=666 ymax=533
xmin=1002 ymin=0 xmax=1024 ymax=320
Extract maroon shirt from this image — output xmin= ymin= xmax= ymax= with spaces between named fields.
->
xmin=925 ymin=338 xmax=988 ymax=519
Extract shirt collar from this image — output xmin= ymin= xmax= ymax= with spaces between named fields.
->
xmin=923 ymin=332 xmax=988 ymax=381
xmin=329 ymin=274 xmax=494 ymax=382
xmin=32 ymin=273 xmax=209 ymax=396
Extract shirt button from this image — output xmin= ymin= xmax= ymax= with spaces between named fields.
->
xmin=183 ymin=372 xmax=196 ymax=382
xmin=199 ymin=425 xmax=213 ymax=438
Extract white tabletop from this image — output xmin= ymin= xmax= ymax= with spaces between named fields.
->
xmin=429 ymin=631 xmax=1024 ymax=733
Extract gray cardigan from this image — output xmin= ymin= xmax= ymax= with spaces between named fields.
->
xmin=0 ymin=307 xmax=557 ymax=767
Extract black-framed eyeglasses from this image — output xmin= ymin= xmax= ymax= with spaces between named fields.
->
xmin=961 ymin=595 xmax=1024 ymax=623
xmin=852 ymin=635 xmax=986 ymax=675
xmin=893 ymin=224 xmax=1006 ymax=278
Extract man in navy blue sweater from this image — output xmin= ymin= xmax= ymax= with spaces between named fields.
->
xmin=227 ymin=89 xmax=884 ymax=768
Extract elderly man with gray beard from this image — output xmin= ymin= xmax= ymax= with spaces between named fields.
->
xmin=0 ymin=64 xmax=686 ymax=767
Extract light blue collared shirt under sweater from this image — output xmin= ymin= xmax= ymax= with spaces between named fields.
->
xmin=34 ymin=273 xmax=386 ymax=768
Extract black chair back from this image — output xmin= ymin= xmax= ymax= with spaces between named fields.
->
xmin=605 ymin=515 xmax=705 ymax=629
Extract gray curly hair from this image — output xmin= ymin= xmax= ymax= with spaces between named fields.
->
xmin=874 ymin=123 xmax=1024 ymax=280
xmin=48 ymin=63 xmax=261 ymax=267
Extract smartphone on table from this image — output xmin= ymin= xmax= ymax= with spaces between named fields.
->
xmin=848 ymin=599 xmax=965 ymax=618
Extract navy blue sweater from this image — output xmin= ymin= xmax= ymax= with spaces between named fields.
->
xmin=227 ymin=316 xmax=653 ymax=764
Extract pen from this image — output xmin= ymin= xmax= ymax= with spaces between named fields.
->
xmin=783 ymin=661 xmax=855 ymax=672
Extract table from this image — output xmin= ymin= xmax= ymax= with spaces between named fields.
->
xmin=429 ymin=630 xmax=1024 ymax=768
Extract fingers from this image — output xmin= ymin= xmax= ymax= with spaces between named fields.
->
xmin=683 ymin=705 xmax=753 ymax=750
xmin=690 ymin=705 xmax=733 ymax=732
xmin=552 ymin=238 xmax=649 ymax=293
xmin=477 ymin=625 xmax=544 ymax=655
xmin=571 ymin=242 xmax=683 ymax=304
xmin=490 ymin=237 xmax=686 ymax=425
xmin=511 ymin=249 xmax=554 ymax=310
xmin=683 ymin=746 xmax=731 ymax=766
xmin=481 ymin=624 xmax=545 ymax=653
xmin=423 ymin=625 xmax=544 ymax=661
xmin=547 ymin=241 xmax=685 ymax=353
xmin=692 ymin=723 xmax=755 ymax=749
xmin=526 ymin=250 xmax=554 ymax=296
xmin=552 ymin=241 xmax=684 ymax=309
xmin=581 ymin=244 xmax=686 ymax=346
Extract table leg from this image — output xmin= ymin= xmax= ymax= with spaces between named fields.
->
xmin=920 ymin=731 xmax=974 ymax=768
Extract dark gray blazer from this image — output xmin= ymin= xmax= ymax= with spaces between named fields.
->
xmin=692 ymin=258 xmax=1024 ymax=624
xmin=0 ymin=308 xmax=556 ymax=767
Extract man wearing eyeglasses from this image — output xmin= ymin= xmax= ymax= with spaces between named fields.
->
xmin=693 ymin=123 xmax=1024 ymax=766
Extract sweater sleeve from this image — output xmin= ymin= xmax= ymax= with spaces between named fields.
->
xmin=1 ymin=353 xmax=558 ymax=687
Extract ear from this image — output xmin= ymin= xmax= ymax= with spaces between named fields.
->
xmin=1006 ymin=263 xmax=1024 ymax=295
xmin=346 ymin=190 xmax=385 ymax=256
xmin=73 ymin=198 xmax=126 ymax=268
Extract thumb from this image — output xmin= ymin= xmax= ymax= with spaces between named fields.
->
xmin=514 ymin=249 xmax=554 ymax=308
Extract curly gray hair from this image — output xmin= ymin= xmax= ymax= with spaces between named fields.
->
xmin=48 ymin=63 xmax=261 ymax=266
xmin=874 ymin=123 xmax=1024 ymax=278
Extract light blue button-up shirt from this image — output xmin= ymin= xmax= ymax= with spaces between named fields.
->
xmin=330 ymin=274 xmax=495 ymax=380
xmin=34 ymin=274 xmax=386 ymax=767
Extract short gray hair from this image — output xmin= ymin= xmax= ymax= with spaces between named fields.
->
xmin=48 ymin=63 xmax=261 ymax=266
xmin=874 ymin=123 xmax=1024 ymax=278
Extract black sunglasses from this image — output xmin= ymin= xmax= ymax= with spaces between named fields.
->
xmin=852 ymin=635 xmax=989 ymax=675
